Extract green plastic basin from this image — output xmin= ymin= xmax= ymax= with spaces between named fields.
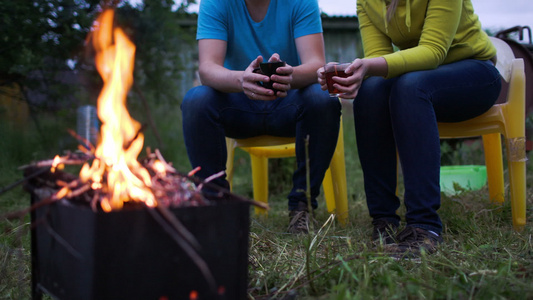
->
xmin=439 ymin=165 xmax=487 ymax=195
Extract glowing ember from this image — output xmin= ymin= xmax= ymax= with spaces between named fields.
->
xmin=79 ymin=9 xmax=156 ymax=212
xmin=50 ymin=155 xmax=63 ymax=173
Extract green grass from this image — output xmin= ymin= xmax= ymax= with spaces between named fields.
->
xmin=1 ymin=102 xmax=532 ymax=299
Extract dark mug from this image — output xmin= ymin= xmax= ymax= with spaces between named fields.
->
xmin=253 ymin=61 xmax=286 ymax=91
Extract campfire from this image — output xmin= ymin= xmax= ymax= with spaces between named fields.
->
xmin=54 ymin=9 xmax=191 ymax=212
xmin=14 ymin=8 xmax=264 ymax=300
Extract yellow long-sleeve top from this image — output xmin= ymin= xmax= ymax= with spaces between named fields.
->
xmin=357 ymin=0 xmax=497 ymax=78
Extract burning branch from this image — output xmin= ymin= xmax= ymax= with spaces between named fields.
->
xmin=67 ymin=128 xmax=96 ymax=154
xmin=17 ymin=152 xmax=93 ymax=170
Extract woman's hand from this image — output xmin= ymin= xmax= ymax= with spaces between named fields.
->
xmin=319 ymin=58 xmax=387 ymax=99
xmin=334 ymin=59 xmax=368 ymax=99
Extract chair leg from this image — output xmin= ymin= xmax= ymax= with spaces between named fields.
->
xmin=507 ymin=158 xmax=527 ymax=231
xmin=482 ymin=133 xmax=505 ymax=203
xmin=322 ymin=168 xmax=336 ymax=213
xmin=250 ymin=154 xmax=269 ymax=215
xmin=323 ymin=121 xmax=349 ymax=226
xmin=225 ymin=138 xmax=236 ymax=191
xmin=328 ymin=149 xmax=349 ymax=226
xmin=504 ymin=134 xmax=527 ymax=231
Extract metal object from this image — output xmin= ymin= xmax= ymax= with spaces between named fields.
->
xmin=28 ymin=178 xmax=250 ymax=300
xmin=76 ymin=105 xmax=99 ymax=148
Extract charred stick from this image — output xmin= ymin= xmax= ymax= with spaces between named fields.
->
xmin=69 ymin=184 xmax=92 ymax=198
xmin=90 ymin=192 xmax=100 ymax=212
xmin=147 ymin=207 xmax=218 ymax=294
xmin=155 ymin=204 xmax=201 ymax=250
xmin=1 ymin=195 xmax=60 ymax=220
xmin=67 ymin=128 xmax=96 ymax=153
xmin=44 ymin=218 xmax=83 ymax=259
xmin=18 ymin=157 xmax=92 ymax=170
xmin=30 ymin=206 xmax=84 ymax=259
xmin=56 ymin=178 xmax=82 ymax=189
xmin=154 ymin=149 xmax=176 ymax=173
xmin=0 ymin=167 xmax=49 ymax=196
xmin=122 ymin=123 xmax=147 ymax=151
xmin=179 ymin=171 xmax=270 ymax=210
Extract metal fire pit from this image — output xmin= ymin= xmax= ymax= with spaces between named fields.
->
xmin=28 ymin=176 xmax=250 ymax=300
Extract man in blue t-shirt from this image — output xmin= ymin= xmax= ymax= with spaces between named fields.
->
xmin=181 ymin=0 xmax=342 ymax=234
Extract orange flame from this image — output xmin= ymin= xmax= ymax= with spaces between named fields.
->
xmin=50 ymin=155 xmax=63 ymax=173
xmin=79 ymin=9 xmax=156 ymax=212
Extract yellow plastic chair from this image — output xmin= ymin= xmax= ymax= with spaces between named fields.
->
xmin=437 ymin=37 xmax=527 ymax=231
xmin=226 ymin=117 xmax=349 ymax=225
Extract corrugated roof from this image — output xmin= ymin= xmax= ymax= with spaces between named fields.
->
xmin=322 ymin=15 xmax=359 ymax=30
xmin=176 ymin=14 xmax=359 ymax=30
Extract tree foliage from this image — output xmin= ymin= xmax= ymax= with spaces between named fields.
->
xmin=0 ymin=0 xmax=100 ymax=81
xmin=114 ymin=0 xmax=198 ymax=105
xmin=0 ymin=0 xmax=197 ymax=109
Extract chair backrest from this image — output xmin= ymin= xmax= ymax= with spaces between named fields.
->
xmin=490 ymin=36 xmax=516 ymax=82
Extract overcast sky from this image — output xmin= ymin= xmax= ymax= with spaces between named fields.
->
xmin=185 ymin=0 xmax=533 ymax=35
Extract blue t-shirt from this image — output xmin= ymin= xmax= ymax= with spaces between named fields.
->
xmin=196 ymin=0 xmax=323 ymax=71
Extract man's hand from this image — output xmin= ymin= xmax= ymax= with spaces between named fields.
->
xmin=266 ymin=53 xmax=292 ymax=98
xmin=242 ymin=55 xmax=274 ymax=100
xmin=242 ymin=54 xmax=293 ymax=100
xmin=316 ymin=64 xmax=329 ymax=92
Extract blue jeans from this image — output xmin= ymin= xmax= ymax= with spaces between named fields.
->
xmin=181 ymin=84 xmax=342 ymax=210
xmin=353 ymin=59 xmax=502 ymax=234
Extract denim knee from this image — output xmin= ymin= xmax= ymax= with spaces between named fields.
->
xmin=353 ymin=77 xmax=392 ymax=114
xmin=305 ymin=84 xmax=340 ymax=107
xmin=299 ymin=84 xmax=342 ymax=124
xmin=181 ymin=86 xmax=218 ymax=116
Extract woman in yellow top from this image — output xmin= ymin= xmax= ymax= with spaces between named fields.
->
xmin=318 ymin=0 xmax=501 ymax=258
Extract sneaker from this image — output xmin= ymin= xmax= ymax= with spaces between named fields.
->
xmin=372 ymin=219 xmax=398 ymax=245
xmin=387 ymin=226 xmax=443 ymax=259
xmin=287 ymin=201 xmax=312 ymax=234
